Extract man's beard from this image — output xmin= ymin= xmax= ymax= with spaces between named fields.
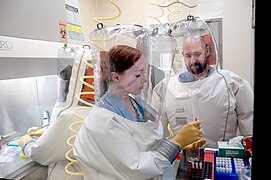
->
xmin=187 ymin=61 xmax=207 ymax=75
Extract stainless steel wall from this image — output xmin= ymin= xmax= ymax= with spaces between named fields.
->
xmin=0 ymin=75 xmax=57 ymax=136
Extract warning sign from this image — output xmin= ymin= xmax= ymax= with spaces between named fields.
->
xmin=59 ymin=21 xmax=68 ymax=43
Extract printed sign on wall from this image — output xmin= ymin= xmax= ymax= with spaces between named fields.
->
xmin=59 ymin=21 xmax=68 ymax=43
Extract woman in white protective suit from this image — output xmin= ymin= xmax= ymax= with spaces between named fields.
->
xmin=18 ymin=46 xmax=93 ymax=180
xmin=73 ymin=35 xmax=206 ymax=179
xmin=152 ymin=18 xmax=254 ymax=149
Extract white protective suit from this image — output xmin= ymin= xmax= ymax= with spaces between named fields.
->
xmin=153 ymin=68 xmax=254 ymax=148
xmin=25 ymin=109 xmax=88 ymax=180
xmin=23 ymin=107 xmax=88 ymax=180
xmin=21 ymin=46 xmax=94 ymax=180
xmin=73 ymin=105 xmax=172 ymax=180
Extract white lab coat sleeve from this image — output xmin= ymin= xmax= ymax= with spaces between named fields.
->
xmin=73 ymin=107 xmax=170 ymax=180
xmin=230 ymin=72 xmax=254 ymax=137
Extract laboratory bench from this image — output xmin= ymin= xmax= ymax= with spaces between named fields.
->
xmin=0 ymin=138 xmax=48 ymax=180
xmin=0 ymin=139 xmax=250 ymax=180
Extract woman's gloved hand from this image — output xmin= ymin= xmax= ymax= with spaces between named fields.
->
xmin=18 ymin=134 xmax=33 ymax=147
xmin=19 ymin=126 xmax=48 ymax=147
xmin=171 ymin=120 xmax=206 ymax=150
xmin=185 ymin=139 xmax=206 ymax=151
xmin=27 ymin=127 xmax=39 ymax=133
xmin=29 ymin=126 xmax=48 ymax=137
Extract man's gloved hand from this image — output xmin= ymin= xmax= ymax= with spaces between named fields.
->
xmin=171 ymin=120 xmax=206 ymax=150
xmin=18 ymin=135 xmax=33 ymax=147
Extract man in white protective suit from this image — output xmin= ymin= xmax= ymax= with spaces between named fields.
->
xmin=73 ymin=33 xmax=206 ymax=180
xmin=152 ymin=19 xmax=254 ymax=149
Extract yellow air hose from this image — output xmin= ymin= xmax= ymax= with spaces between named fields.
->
xmin=148 ymin=0 xmax=166 ymax=25
xmin=92 ymin=0 xmax=121 ymax=25
xmin=64 ymin=56 xmax=95 ymax=179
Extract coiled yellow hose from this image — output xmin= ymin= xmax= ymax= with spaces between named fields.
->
xmin=148 ymin=0 xmax=166 ymax=25
xmin=93 ymin=0 xmax=121 ymax=25
xmin=65 ymin=57 xmax=95 ymax=179
xmin=148 ymin=0 xmax=197 ymax=24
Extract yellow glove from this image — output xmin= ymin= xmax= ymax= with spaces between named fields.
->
xmin=171 ymin=120 xmax=205 ymax=150
xmin=27 ymin=127 xmax=39 ymax=133
xmin=183 ymin=139 xmax=206 ymax=151
xmin=29 ymin=126 xmax=48 ymax=137
xmin=18 ymin=135 xmax=33 ymax=147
